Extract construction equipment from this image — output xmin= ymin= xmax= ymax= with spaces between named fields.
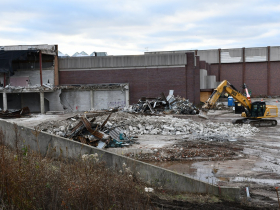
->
xmin=202 ymin=80 xmax=278 ymax=127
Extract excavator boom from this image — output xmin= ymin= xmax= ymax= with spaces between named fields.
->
xmin=202 ymin=80 xmax=278 ymax=127
xmin=203 ymin=80 xmax=251 ymax=112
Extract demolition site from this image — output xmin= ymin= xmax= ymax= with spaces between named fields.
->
xmin=1 ymin=44 xmax=280 ymax=208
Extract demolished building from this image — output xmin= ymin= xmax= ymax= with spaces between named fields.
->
xmin=1 ymin=45 xmax=280 ymax=114
xmin=0 ymin=45 xmax=129 ymax=114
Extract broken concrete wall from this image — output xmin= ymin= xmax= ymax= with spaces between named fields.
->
xmin=94 ymin=90 xmax=126 ymax=110
xmin=60 ymin=90 xmax=91 ymax=112
xmin=13 ymin=70 xmax=54 ymax=86
xmin=44 ymin=90 xmax=64 ymax=111
xmin=59 ymin=89 xmax=127 ymax=112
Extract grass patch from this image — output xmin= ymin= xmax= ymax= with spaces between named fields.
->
xmin=0 ymin=131 xmax=153 ymax=209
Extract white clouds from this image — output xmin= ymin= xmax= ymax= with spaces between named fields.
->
xmin=0 ymin=0 xmax=280 ymax=55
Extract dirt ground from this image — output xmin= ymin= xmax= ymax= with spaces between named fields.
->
xmin=135 ymin=98 xmax=280 ymax=208
xmin=4 ymin=97 xmax=280 ymax=209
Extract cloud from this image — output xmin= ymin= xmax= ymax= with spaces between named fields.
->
xmin=0 ymin=0 xmax=280 ymax=55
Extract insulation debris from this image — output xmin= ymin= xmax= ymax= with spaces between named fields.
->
xmin=128 ymin=91 xmax=199 ymax=115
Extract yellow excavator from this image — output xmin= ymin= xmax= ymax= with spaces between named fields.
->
xmin=202 ymin=80 xmax=278 ymax=127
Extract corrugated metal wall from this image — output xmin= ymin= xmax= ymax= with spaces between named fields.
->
xmin=221 ymin=48 xmax=242 ymax=63
xmin=59 ymin=53 xmax=187 ymax=69
xmin=145 ymin=46 xmax=280 ymax=64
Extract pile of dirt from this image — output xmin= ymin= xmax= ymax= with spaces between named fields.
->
xmin=126 ymin=141 xmax=244 ymax=161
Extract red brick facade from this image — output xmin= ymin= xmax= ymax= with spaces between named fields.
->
xmin=59 ymin=51 xmax=280 ymax=105
xmin=60 ymin=67 xmax=190 ymax=104
xmin=211 ymin=61 xmax=278 ymax=97
xmin=59 ymin=53 xmax=204 ymax=105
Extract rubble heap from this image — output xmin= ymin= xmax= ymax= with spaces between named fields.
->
xmin=38 ymin=112 xmax=259 ymax=149
xmin=1 ymin=83 xmax=127 ymax=92
xmin=95 ymin=112 xmax=259 ymax=140
xmin=39 ymin=113 xmax=137 ymax=149
xmin=128 ymin=91 xmax=199 ymax=115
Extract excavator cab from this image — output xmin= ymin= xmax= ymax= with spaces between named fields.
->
xmin=251 ymin=101 xmax=266 ymax=118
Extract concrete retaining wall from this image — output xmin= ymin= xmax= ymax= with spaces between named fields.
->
xmin=0 ymin=120 xmax=240 ymax=201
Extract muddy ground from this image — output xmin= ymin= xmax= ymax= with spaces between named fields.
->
xmin=4 ymin=98 xmax=280 ymax=209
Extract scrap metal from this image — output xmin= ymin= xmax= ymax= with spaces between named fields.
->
xmin=64 ymin=113 xmax=136 ymax=149
xmin=0 ymin=107 xmax=30 ymax=118
xmin=130 ymin=91 xmax=199 ymax=115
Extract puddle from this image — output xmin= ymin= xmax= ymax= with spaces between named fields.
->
xmin=145 ymin=161 xmax=219 ymax=185
xmin=146 ymin=161 xmax=280 ymax=187
xmin=232 ymin=177 xmax=280 ymax=185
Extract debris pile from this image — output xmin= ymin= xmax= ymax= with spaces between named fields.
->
xmin=128 ymin=91 xmax=199 ymax=115
xmin=38 ymin=112 xmax=259 ymax=149
xmin=39 ymin=113 xmax=137 ymax=149
xmin=95 ymin=112 xmax=259 ymax=140
xmin=1 ymin=83 xmax=127 ymax=92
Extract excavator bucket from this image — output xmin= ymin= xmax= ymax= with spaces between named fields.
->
xmin=198 ymin=109 xmax=209 ymax=119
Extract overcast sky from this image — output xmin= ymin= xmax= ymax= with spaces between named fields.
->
xmin=1 ymin=0 xmax=280 ymax=56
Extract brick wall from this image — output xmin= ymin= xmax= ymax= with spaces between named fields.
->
xmin=269 ymin=61 xmax=280 ymax=96
xmin=60 ymin=67 xmax=188 ymax=104
xmin=59 ymin=52 xmax=206 ymax=105
xmin=210 ymin=62 xmax=272 ymax=96
xmin=220 ymin=63 xmax=243 ymax=90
